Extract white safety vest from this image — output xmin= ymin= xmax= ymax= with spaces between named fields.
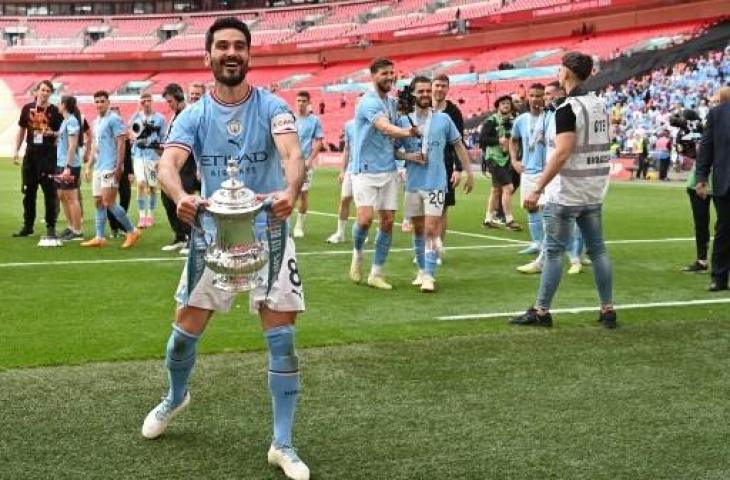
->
xmin=545 ymin=93 xmax=611 ymax=206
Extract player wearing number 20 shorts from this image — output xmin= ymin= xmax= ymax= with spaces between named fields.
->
xmin=396 ymin=76 xmax=466 ymax=293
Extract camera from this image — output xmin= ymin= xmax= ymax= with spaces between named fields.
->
xmin=397 ymin=84 xmax=416 ymax=115
xmin=132 ymin=120 xmax=161 ymax=149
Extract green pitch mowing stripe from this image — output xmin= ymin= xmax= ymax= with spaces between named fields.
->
xmin=1 ymin=319 xmax=729 ymax=480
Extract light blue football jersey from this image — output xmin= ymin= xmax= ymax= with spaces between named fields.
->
xmin=129 ymin=111 xmax=167 ymax=161
xmin=93 ymin=111 xmax=126 ymax=171
xmin=295 ymin=113 xmax=323 ymax=160
xmin=352 ymin=90 xmax=398 ymax=173
xmin=511 ymin=112 xmax=546 ymax=175
xmin=343 ymin=119 xmax=356 ymax=173
xmin=165 ymin=88 xmax=297 ymax=235
xmin=57 ymin=115 xmax=81 ymax=168
xmin=397 ymin=111 xmax=460 ymax=192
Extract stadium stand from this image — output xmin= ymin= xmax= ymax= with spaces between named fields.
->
xmin=109 ymin=17 xmax=165 ymax=36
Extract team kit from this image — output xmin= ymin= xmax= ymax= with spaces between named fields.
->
xmin=14 ymin=16 xmax=613 ymax=480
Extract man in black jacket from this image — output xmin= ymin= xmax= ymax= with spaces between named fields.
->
xmin=696 ymin=97 xmax=730 ymax=291
xmin=432 ymin=74 xmax=474 ymax=259
xmin=160 ymin=83 xmax=201 ymax=253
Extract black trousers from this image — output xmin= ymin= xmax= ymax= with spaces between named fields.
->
xmin=711 ymin=193 xmax=730 ymax=284
xmin=658 ymin=157 xmax=671 ymax=180
xmin=687 ymin=188 xmax=711 ymax=261
xmin=636 ymin=155 xmax=648 ymax=179
xmin=22 ymin=157 xmax=57 ymax=230
xmin=162 ymin=173 xmax=198 ymax=242
xmin=108 ymin=174 xmax=131 ymax=232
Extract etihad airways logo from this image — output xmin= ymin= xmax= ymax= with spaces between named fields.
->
xmin=198 ymin=152 xmax=269 ymax=167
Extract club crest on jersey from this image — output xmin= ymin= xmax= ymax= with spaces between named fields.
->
xmin=227 ymin=119 xmax=242 ymax=136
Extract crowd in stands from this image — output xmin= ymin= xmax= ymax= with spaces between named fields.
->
xmin=600 ymin=47 xmax=730 ymax=178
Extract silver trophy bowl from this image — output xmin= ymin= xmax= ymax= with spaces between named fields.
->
xmin=204 ymin=160 xmax=268 ymax=292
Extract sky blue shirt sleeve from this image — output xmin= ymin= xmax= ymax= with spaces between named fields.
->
xmin=359 ymin=95 xmax=386 ymax=124
xmin=67 ymin=116 xmax=80 ymax=136
xmin=111 ymin=114 xmax=126 ymax=137
xmin=314 ymin=117 xmax=324 ymax=139
xmin=267 ymin=96 xmax=297 ymax=135
xmin=165 ymin=106 xmax=197 ymax=152
xmin=511 ymin=114 xmax=524 ymax=139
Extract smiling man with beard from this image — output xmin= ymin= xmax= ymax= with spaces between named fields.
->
xmin=145 ymin=17 xmax=310 ymax=480
xmin=349 ymin=57 xmax=419 ymax=289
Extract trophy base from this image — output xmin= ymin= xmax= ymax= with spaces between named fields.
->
xmin=212 ymin=274 xmax=263 ymax=293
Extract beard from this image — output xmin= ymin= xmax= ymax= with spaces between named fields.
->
xmin=417 ymin=97 xmax=432 ymax=109
xmin=376 ymin=79 xmax=392 ymax=94
xmin=212 ymin=56 xmax=248 ymax=87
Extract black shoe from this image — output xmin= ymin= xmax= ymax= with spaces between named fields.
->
xmin=599 ymin=309 xmax=618 ymax=329
xmin=483 ymin=220 xmax=500 ymax=229
xmin=509 ymin=308 xmax=552 ymax=327
xmin=505 ymin=221 xmax=522 ymax=232
xmin=707 ymin=280 xmax=728 ymax=292
xmin=110 ymin=229 xmax=124 ymax=239
xmin=12 ymin=226 xmax=33 ymax=237
xmin=682 ymin=261 xmax=708 ymax=273
xmin=59 ymin=228 xmax=74 ymax=241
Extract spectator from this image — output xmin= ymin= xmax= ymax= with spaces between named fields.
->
xmin=696 ymin=86 xmax=730 ymax=291
xmin=12 ymin=80 xmax=63 ymax=238
xmin=654 ymin=129 xmax=673 ymax=180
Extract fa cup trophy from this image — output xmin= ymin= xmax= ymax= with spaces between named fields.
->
xmin=203 ymin=159 xmax=269 ymax=292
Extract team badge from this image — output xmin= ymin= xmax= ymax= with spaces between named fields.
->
xmin=227 ymin=119 xmax=242 ymax=136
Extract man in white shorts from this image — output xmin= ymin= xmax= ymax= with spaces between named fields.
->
xmin=510 ymin=83 xmax=547 ymax=261
xmin=349 ymin=57 xmax=418 ymax=289
xmin=129 ymin=92 xmax=167 ymax=228
xmin=81 ymin=90 xmax=141 ymax=249
xmin=292 ymin=90 xmax=324 ymax=238
xmin=326 ymin=118 xmax=356 ymax=243
xmin=396 ymin=76 xmax=473 ymax=292
xmin=142 ymin=18 xmax=310 ymax=480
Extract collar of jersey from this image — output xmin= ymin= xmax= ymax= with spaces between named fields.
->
xmin=211 ymin=86 xmax=253 ymax=107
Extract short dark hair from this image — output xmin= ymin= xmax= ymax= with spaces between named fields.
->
xmin=163 ymin=83 xmax=184 ymax=100
xmin=140 ymin=92 xmax=152 ymax=100
xmin=529 ymin=82 xmax=545 ymax=91
xmin=410 ymin=75 xmax=431 ymax=90
xmin=296 ymin=91 xmax=310 ymax=100
xmin=93 ymin=90 xmax=109 ymax=99
xmin=494 ymin=94 xmax=513 ymax=110
xmin=37 ymin=80 xmax=54 ymax=92
xmin=370 ymin=57 xmax=394 ymax=74
xmin=206 ymin=16 xmax=251 ymax=53
xmin=561 ymin=51 xmax=593 ymax=81
xmin=433 ymin=74 xmax=450 ymax=85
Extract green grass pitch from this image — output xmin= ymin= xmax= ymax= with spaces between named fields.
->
xmin=1 ymin=160 xmax=729 ymax=479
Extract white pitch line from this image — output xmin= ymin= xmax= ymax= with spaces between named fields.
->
xmin=0 ymin=244 xmax=522 ymax=268
xmin=0 ymin=236 xmax=699 ymax=269
xmin=307 ymin=210 xmax=528 ymax=244
xmin=436 ymin=298 xmax=730 ymax=321
xmin=605 ymin=237 xmax=695 ymax=244
xmin=0 ymin=257 xmax=185 ymax=268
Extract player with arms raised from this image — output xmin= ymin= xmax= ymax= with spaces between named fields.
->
xmin=141 ymin=17 xmax=310 ymax=480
